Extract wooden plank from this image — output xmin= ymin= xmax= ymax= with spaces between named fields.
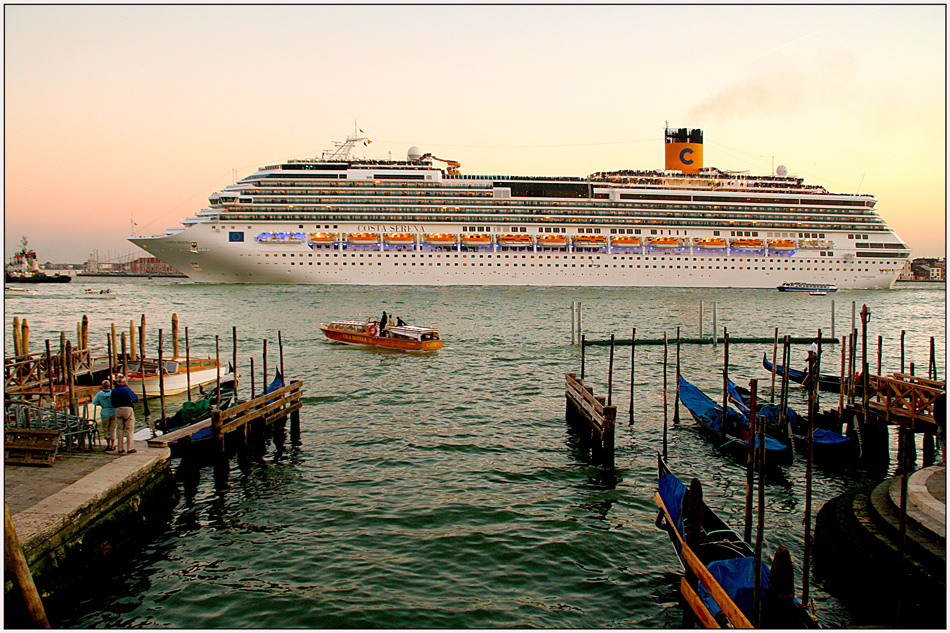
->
xmin=264 ymin=400 xmax=302 ymax=426
xmin=218 ymin=392 xmax=299 ymax=434
xmin=680 ymin=576 xmax=722 ymax=629
xmin=216 ymin=381 xmax=301 ymax=420
xmin=146 ymin=419 xmax=212 ymax=447
xmin=655 ymin=492 xmax=753 ymax=629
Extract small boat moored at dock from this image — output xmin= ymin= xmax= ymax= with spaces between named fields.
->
xmin=320 ymin=319 xmax=443 ymax=351
xmin=125 ymin=356 xmax=225 ymax=397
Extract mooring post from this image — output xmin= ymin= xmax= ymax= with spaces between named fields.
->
xmin=215 ymin=336 xmax=221 ymax=408
xmin=839 ymin=335 xmax=847 ymax=422
xmin=712 ymin=302 xmax=718 ymax=348
xmin=721 ymin=328 xmax=729 ymax=432
xmin=233 ymin=326 xmax=239 ymax=396
xmin=45 ymin=340 xmax=55 ymax=407
xmin=770 ymin=327 xmax=779 ymax=402
xmin=130 ymin=320 xmax=137 ymax=362
xmin=4 ymin=501 xmax=50 ymax=628
xmin=629 ymin=327 xmax=636 ymax=426
xmin=894 ymin=420 xmax=911 ymax=627
xmin=662 ymin=332 xmax=668 ymax=461
xmin=699 ymin=300 xmax=704 ymax=340
xmin=571 ymin=301 xmax=576 ymax=345
xmin=237 ymin=418 xmax=250 ymax=470
xmin=900 ymin=330 xmax=906 ymax=374
xmin=250 ymin=357 xmax=256 ymax=399
xmin=158 ymin=329 xmax=167 ymax=435
xmin=576 ymin=302 xmax=581 ymax=345
xmin=139 ymin=324 xmax=150 ymax=418
xmin=674 ymin=327 xmax=681 ymax=424
xmin=185 ymin=327 xmax=192 ymax=401
xmin=877 ymin=335 xmax=883 ymax=376
xmin=831 ymin=299 xmax=835 ymax=340
xmin=212 ymin=409 xmax=229 ymax=486
xmin=607 ymin=334 xmax=615 ymax=406
xmin=803 ymin=330 xmax=820 ymax=607
xmin=263 ymin=339 xmax=268 ymax=394
xmin=580 ymin=334 xmax=586 ymax=380
xmin=930 ymin=337 xmax=937 ymax=380
xmin=744 ymin=381 xmax=755 ymax=544
xmin=65 ymin=340 xmax=76 ymax=417
xmin=290 ymin=390 xmax=301 ymax=446
xmin=172 ymin=313 xmax=179 ymax=359
xmin=751 ymin=379 xmax=764 ymax=627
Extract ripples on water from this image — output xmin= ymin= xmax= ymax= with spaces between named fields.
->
xmin=8 ymin=281 xmax=944 ymax=628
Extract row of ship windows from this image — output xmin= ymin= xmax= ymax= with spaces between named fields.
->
xmin=215 ymin=214 xmax=882 ymax=231
xmin=222 ymin=199 xmax=874 ymax=217
xmin=248 ymin=182 xmax=871 ymax=208
xmin=251 ymin=252 xmax=887 ymax=265
xmin=259 ymin=260 xmax=874 ymax=272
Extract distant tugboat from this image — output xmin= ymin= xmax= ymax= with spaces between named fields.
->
xmin=5 ymin=237 xmax=71 ymax=283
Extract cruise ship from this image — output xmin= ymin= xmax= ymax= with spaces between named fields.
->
xmin=129 ymin=128 xmax=909 ymax=288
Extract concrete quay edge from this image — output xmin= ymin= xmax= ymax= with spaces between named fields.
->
xmin=10 ymin=440 xmax=171 ymax=559
xmin=888 ymin=464 xmax=946 ymax=540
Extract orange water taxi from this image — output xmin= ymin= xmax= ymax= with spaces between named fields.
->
xmin=348 ymin=232 xmax=379 ymax=246
xmin=385 ymin=232 xmax=415 ymax=246
xmin=768 ymin=239 xmax=797 ymax=252
xmin=731 ymin=238 xmax=765 ymax=251
xmin=649 ymin=237 xmax=680 ymax=249
xmin=693 ymin=237 xmax=727 ymax=250
xmin=461 ymin=233 xmax=492 ymax=247
xmin=426 ymin=233 xmax=457 ymax=247
xmin=319 ymin=320 xmax=444 ymax=351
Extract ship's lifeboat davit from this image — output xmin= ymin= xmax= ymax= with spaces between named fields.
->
xmin=308 ymin=232 xmax=335 ymax=245
xmin=537 ymin=234 xmax=568 ymax=248
xmin=610 ymin=236 xmax=641 ymax=248
xmin=649 ymin=237 xmax=680 ymax=249
xmin=768 ymin=239 xmax=797 ymax=252
xmin=573 ymin=235 xmax=607 ymax=248
xmin=497 ymin=234 xmax=533 ymax=247
xmin=693 ymin=237 xmax=727 ymax=250
xmin=731 ymin=238 xmax=765 ymax=251
xmin=461 ymin=233 xmax=492 ymax=247
xmin=348 ymin=232 xmax=380 ymax=246
xmin=385 ymin=232 xmax=415 ymax=246
xmin=426 ymin=233 xmax=457 ymax=247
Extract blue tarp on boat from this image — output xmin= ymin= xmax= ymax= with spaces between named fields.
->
xmin=726 ymin=381 xmax=851 ymax=446
xmin=678 ymin=376 xmax=748 ymax=433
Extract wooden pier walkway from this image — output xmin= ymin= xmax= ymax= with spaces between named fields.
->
xmin=565 ymin=372 xmax=616 ymax=467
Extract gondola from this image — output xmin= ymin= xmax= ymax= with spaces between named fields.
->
xmin=678 ymin=375 xmax=794 ymax=467
xmin=726 ymin=382 xmax=858 ymax=466
xmin=655 ymin=454 xmax=820 ymax=628
xmin=762 ymin=353 xmax=857 ymax=394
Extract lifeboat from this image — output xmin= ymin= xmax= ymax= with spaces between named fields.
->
xmin=731 ymin=238 xmax=765 ymax=251
xmin=693 ymin=237 xmax=727 ymax=250
xmin=385 ymin=232 xmax=415 ymax=246
xmin=573 ymin=235 xmax=607 ymax=248
xmin=768 ymin=239 xmax=797 ymax=252
xmin=308 ymin=232 xmax=334 ymax=245
xmin=461 ymin=233 xmax=492 ymax=247
xmin=347 ymin=232 xmax=379 ymax=246
xmin=537 ymin=234 xmax=568 ymax=248
xmin=426 ymin=233 xmax=457 ymax=247
xmin=497 ymin=234 xmax=533 ymax=247
xmin=649 ymin=237 xmax=680 ymax=249
xmin=610 ymin=236 xmax=641 ymax=248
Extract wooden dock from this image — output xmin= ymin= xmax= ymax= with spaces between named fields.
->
xmin=565 ymin=372 xmax=616 ymax=467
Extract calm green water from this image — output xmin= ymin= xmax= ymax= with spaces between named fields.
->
xmin=5 ymin=280 xmax=945 ymax=628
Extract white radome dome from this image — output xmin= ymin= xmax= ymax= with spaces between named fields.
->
xmin=776 ymin=165 xmax=788 ymax=176
xmin=407 ymin=146 xmax=422 ymax=160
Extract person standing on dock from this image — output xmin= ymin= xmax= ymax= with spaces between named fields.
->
xmin=110 ymin=374 xmax=140 ymax=454
xmin=92 ymin=380 xmax=117 ymax=451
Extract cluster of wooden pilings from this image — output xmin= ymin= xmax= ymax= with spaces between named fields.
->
xmin=566 ymin=301 xmax=945 ymax=628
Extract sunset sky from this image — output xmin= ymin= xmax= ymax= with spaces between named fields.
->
xmin=4 ymin=4 xmax=946 ymax=264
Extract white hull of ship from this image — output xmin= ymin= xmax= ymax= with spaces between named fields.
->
xmin=134 ymin=223 xmax=902 ymax=290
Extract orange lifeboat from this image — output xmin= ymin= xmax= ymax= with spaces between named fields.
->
xmin=385 ymin=232 xmax=415 ymax=246
xmin=693 ymin=237 xmax=727 ymax=250
xmin=497 ymin=234 xmax=533 ymax=247
xmin=611 ymin=235 xmax=641 ymax=248
xmin=308 ymin=232 xmax=335 ymax=245
xmin=731 ymin=238 xmax=765 ymax=251
xmin=573 ymin=235 xmax=607 ymax=248
xmin=649 ymin=237 xmax=680 ymax=249
xmin=347 ymin=232 xmax=379 ymax=246
xmin=768 ymin=239 xmax=797 ymax=252
xmin=537 ymin=234 xmax=568 ymax=248
xmin=426 ymin=233 xmax=457 ymax=247
xmin=461 ymin=233 xmax=492 ymax=247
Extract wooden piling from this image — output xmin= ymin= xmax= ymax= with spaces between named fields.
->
xmin=662 ymin=332 xmax=668 ymax=461
xmin=721 ymin=328 xmax=729 ymax=432
xmin=770 ymin=327 xmax=779 ymax=402
xmin=751 ymin=379 xmax=765 ymax=628
xmin=629 ymin=327 xmax=636 ymax=426
xmin=172 ymin=313 xmax=179 ymax=359
xmin=22 ymin=319 xmax=30 ymax=359
xmin=13 ymin=316 xmax=22 ymax=358
xmin=580 ymin=334 xmax=585 ymax=379
xmin=263 ymin=339 xmax=268 ymax=394
xmin=214 ymin=336 xmax=221 ymax=408
xmin=607 ymin=334 xmax=614 ymax=406
xmin=232 ymin=326 xmax=239 ymax=395
xmin=803 ymin=330 xmax=820 ymax=606
xmin=130 ymin=320 xmax=137 ymax=361
xmin=279 ymin=330 xmax=285 ymax=379
xmin=674 ymin=328 xmax=681 ymax=424
xmin=65 ymin=340 xmax=76 ymax=416
xmin=45 ymin=340 xmax=55 ymax=407
xmin=185 ymin=327 xmax=192 ymax=401
xmin=4 ymin=501 xmax=50 ymax=628
xmin=157 ymin=329 xmax=167 ymax=434
xmin=139 ymin=323 xmax=151 ymax=418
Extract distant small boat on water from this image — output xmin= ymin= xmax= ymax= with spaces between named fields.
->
xmin=83 ymin=288 xmax=117 ymax=299
xmin=4 ymin=287 xmax=38 ymax=297
xmin=320 ymin=317 xmax=443 ymax=351
xmin=777 ymin=281 xmax=838 ymax=293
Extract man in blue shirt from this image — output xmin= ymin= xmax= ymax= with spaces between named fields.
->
xmin=111 ymin=374 xmax=140 ymax=454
